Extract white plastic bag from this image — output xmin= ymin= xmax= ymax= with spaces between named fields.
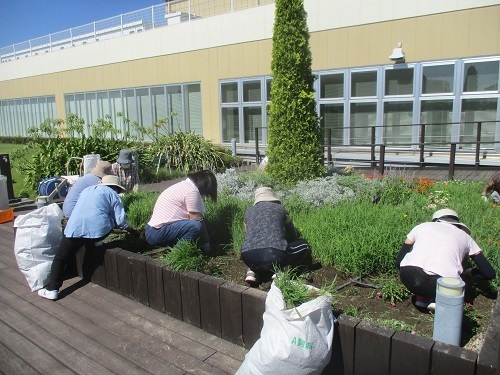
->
xmin=236 ymin=282 xmax=334 ymax=375
xmin=14 ymin=203 xmax=63 ymax=291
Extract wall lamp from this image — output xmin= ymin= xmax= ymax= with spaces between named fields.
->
xmin=389 ymin=42 xmax=405 ymax=63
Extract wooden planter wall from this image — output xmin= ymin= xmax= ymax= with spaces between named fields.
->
xmin=75 ymin=246 xmax=500 ymax=375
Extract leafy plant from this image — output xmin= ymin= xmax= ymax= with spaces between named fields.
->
xmin=162 ymin=240 xmax=206 ymax=272
xmin=266 ymin=0 xmax=323 ymax=183
xmin=372 ymin=274 xmax=411 ymax=304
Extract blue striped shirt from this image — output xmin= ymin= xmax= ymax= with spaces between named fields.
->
xmin=64 ymin=184 xmax=129 ymax=239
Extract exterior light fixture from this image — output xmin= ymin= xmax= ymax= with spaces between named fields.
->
xmin=389 ymin=42 xmax=405 ymax=63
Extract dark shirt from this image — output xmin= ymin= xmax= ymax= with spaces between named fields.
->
xmin=483 ymin=173 xmax=500 ymax=195
xmin=241 ymin=201 xmax=295 ymax=253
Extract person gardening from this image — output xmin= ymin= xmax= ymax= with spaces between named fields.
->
xmin=145 ymin=170 xmax=217 ymax=253
xmin=481 ymin=173 xmax=500 ymax=203
xmin=63 ymin=160 xmax=113 ymax=218
xmin=396 ymin=208 xmax=496 ymax=311
xmin=241 ymin=187 xmax=311 ymax=284
xmin=112 ymin=149 xmax=140 ymax=192
xmin=38 ymin=175 xmax=140 ymax=300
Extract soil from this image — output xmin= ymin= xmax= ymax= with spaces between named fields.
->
xmin=107 ymin=233 xmax=497 ymax=353
xmin=202 ymin=251 xmax=497 ymax=353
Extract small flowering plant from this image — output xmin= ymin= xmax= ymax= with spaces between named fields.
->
xmin=422 ymin=189 xmax=450 ymax=210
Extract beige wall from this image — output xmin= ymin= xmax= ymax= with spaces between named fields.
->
xmin=1 ymin=5 xmax=499 ymax=143
xmin=169 ymin=0 xmax=275 ymax=17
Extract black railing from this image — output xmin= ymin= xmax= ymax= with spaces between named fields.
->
xmin=251 ymin=121 xmax=499 ymax=179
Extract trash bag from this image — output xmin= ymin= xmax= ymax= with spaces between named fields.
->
xmin=236 ymin=282 xmax=334 ymax=375
xmin=14 ymin=203 xmax=63 ymax=292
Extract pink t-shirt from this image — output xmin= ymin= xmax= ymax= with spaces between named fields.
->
xmin=148 ymin=178 xmax=205 ymax=228
xmin=400 ymin=221 xmax=482 ymax=277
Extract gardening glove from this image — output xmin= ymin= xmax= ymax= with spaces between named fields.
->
xmin=482 ymin=195 xmax=488 ymax=202
xmin=129 ymin=228 xmax=141 ymax=238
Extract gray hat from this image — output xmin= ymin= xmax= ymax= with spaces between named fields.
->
xmin=432 ymin=208 xmax=470 ymax=235
xmin=100 ymin=175 xmax=126 ymax=193
xmin=254 ymin=187 xmax=280 ymax=205
xmin=90 ymin=160 xmax=112 ymax=178
xmin=117 ymin=149 xmax=133 ymax=164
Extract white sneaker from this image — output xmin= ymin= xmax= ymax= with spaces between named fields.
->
xmin=427 ymin=303 xmax=436 ymax=311
xmin=245 ymin=269 xmax=258 ymax=283
xmin=38 ymin=288 xmax=58 ymax=300
xmin=271 ymin=273 xmax=278 ymax=280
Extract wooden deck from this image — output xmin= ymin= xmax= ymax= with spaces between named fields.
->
xmin=0 ymin=219 xmax=246 ymax=375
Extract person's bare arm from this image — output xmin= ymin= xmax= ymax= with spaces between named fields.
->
xmin=482 ymin=180 xmax=494 ymax=196
xmin=188 ymin=212 xmax=202 ymax=220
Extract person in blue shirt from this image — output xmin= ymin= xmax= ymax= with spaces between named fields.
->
xmin=62 ymin=160 xmax=113 ymax=218
xmin=38 ymin=175 xmax=140 ymax=300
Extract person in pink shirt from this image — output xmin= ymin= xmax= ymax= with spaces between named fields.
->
xmin=145 ymin=170 xmax=217 ymax=253
xmin=396 ymin=209 xmax=496 ymax=311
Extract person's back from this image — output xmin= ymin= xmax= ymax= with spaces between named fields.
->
xmin=62 ymin=173 xmax=100 ymax=217
xmin=65 ymin=184 xmax=128 ymax=239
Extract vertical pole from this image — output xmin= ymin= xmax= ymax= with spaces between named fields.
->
xmin=255 ymin=127 xmax=260 ymax=165
xmin=94 ymin=22 xmax=96 ymax=39
xmin=378 ymin=145 xmax=385 ymax=175
xmin=449 ymin=143 xmax=456 ymax=180
xmin=120 ymin=15 xmax=123 ymax=35
xmin=151 ymin=6 xmax=155 ymax=29
xmin=0 ymin=154 xmax=15 ymax=199
xmin=474 ymin=122 xmax=482 ymax=169
xmin=231 ymin=138 xmax=237 ymax=157
xmin=419 ymin=124 xmax=425 ymax=169
xmin=327 ymin=128 xmax=332 ymax=166
xmin=370 ymin=127 xmax=376 ymax=168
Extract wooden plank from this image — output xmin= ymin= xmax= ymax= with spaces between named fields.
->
xmin=163 ymin=267 xmax=183 ymax=320
xmin=220 ymin=282 xmax=247 ymax=346
xmin=205 ymin=351 xmax=243 ymax=375
xmin=0 ymin=271 xmax=182 ymax=374
xmin=241 ymin=287 xmax=266 ymax=349
xmin=130 ymin=253 xmax=150 ymax=305
xmin=199 ymin=275 xmax=225 ymax=337
xmin=477 ymin=294 xmax=500 ymax=375
xmin=59 ymin=292 xmax=226 ymax=375
xmin=69 ymin=284 xmax=216 ymax=360
xmin=146 ymin=259 xmax=165 ymax=313
xmin=431 ymin=341 xmax=477 ymax=375
xmin=0 ymin=341 xmax=38 ymax=375
xmin=390 ymin=330 xmax=434 ymax=375
xmin=180 ymin=271 xmax=204 ymax=328
xmin=0 ymin=299 xmax=114 ymax=375
xmin=104 ymin=247 xmax=121 ymax=292
xmin=354 ymin=320 xmax=395 ymax=375
xmin=0 ymin=319 xmax=70 ymax=373
xmin=335 ymin=314 xmax=360 ymax=375
xmin=116 ymin=250 xmax=134 ymax=298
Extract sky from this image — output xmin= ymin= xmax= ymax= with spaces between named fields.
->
xmin=0 ymin=0 xmax=163 ymax=47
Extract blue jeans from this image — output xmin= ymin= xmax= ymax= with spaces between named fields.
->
xmin=145 ymin=218 xmax=210 ymax=253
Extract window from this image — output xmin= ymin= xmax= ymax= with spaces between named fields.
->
xmin=385 ymin=68 xmax=414 ymax=96
xmin=351 ymin=71 xmax=377 ymax=97
xmin=461 ymin=98 xmax=498 ymax=148
xmin=420 ymin=100 xmax=453 ymax=146
xmin=221 ymin=82 xmax=238 ymax=103
xmin=184 ymin=84 xmax=202 ymax=134
xmin=320 ymin=103 xmax=344 ymax=146
xmin=383 ymin=102 xmax=413 ymax=145
xmin=463 ymin=61 xmax=499 ymax=92
xmin=422 ymin=65 xmax=454 ymax=94
xmin=0 ymin=95 xmax=56 ymax=136
xmin=136 ymin=88 xmax=152 ymax=128
xmin=320 ymin=74 xmax=343 ymax=99
xmin=221 ymin=107 xmax=239 ymax=142
xmin=243 ymin=81 xmax=261 ymax=102
xmin=350 ymin=103 xmax=377 ymax=145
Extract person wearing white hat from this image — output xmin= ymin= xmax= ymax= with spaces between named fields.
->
xmin=241 ymin=187 xmax=311 ymax=284
xmin=38 ymin=175 xmax=141 ymax=301
xmin=111 ymin=149 xmax=140 ymax=192
xmin=396 ymin=208 xmax=496 ymax=310
xmin=63 ymin=160 xmax=113 ymax=218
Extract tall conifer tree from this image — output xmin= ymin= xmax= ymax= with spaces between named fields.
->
xmin=266 ymin=0 xmax=323 ymax=183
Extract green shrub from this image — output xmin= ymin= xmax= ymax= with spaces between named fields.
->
xmin=266 ymin=0 xmax=323 ymax=183
xmin=123 ymin=191 xmax=159 ymax=228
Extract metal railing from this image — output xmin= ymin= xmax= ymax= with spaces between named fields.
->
xmin=252 ymin=121 xmax=500 ymax=180
xmin=0 ymin=0 xmax=273 ymax=63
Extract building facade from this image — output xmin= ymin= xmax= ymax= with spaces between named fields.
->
xmin=0 ymin=0 xmax=499 ymax=152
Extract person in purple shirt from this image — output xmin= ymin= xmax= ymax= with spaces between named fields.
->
xmin=38 ymin=175 xmax=140 ymax=300
xmin=62 ymin=160 xmax=113 ymax=218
